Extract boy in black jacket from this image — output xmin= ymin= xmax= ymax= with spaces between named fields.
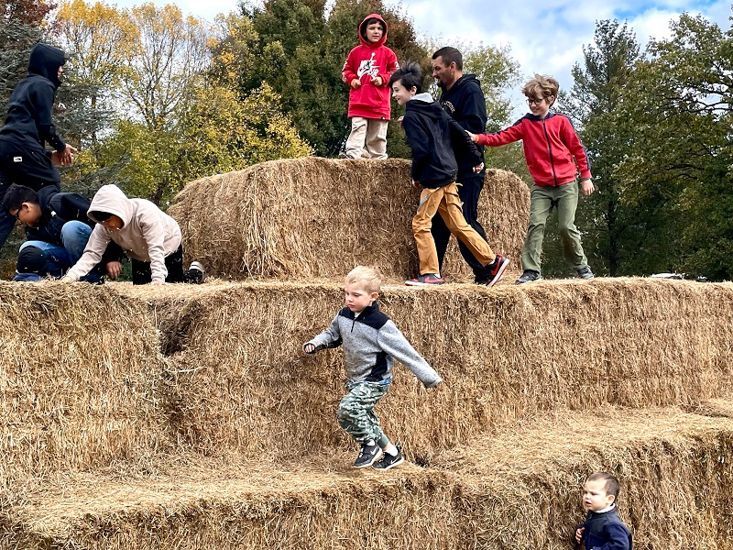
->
xmin=2 ymin=184 xmax=120 ymax=281
xmin=0 ymin=43 xmax=77 ymax=252
xmin=389 ymin=63 xmax=509 ymax=286
xmin=575 ymin=472 xmax=632 ymax=550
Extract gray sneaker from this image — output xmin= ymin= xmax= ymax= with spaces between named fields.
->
xmin=515 ymin=270 xmax=541 ymax=285
xmin=576 ymin=266 xmax=594 ymax=280
xmin=354 ymin=443 xmax=383 ymax=468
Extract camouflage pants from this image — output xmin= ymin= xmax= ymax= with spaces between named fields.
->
xmin=337 ymin=381 xmax=389 ymax=445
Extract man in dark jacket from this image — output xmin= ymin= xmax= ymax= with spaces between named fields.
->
xmin=0 ymin=43 xmax=77 ymax=252
xmin=390 ymin=63 xmax=509 ymax=287
xmin=430 ymin=47 xmax=493 ymax=283
xmin=2 ymin=184 xmax=120 ymax=281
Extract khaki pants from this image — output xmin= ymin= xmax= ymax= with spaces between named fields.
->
xmin=344 ymin=117 xmax=388 ymax=159
xmin=413 ymin=183 xmax=496 ymax=275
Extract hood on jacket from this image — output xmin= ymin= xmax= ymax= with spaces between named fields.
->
xmin=28 ymin=43 xmax=67 ymax=89
xmin=358 ymin=13 xmax=388 ymax=48
xmin=87 ymin=184 xmax=134 ymax=228
xmin=407 ymin=94 xmax=445 ymax=120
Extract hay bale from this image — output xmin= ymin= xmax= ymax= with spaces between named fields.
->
xmin=116 ymin=278 xmax=733 ymax=462
xmin=169 ymin=158 xmax=529 ymax=281
xmin=0 ymin=282 xmax=169 ymax=489
xmin=7 ymin=406 xmax=733 ymax=548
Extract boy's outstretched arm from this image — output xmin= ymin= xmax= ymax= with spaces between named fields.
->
xmin=303 ymin=314 xmax=343 ymax=354
xmin=377 ymin=321 xmax=442 ymax=388
xmin=469 ymin=120 xmax=524 ymax=148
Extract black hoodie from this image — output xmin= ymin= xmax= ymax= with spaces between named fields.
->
xmin=438 ymin=74 xmax=487 ymax=178
xmin=0 ymin=44 xmax=66 ymax=152
xmin=402 ymin=93 xmax=482 ymax=188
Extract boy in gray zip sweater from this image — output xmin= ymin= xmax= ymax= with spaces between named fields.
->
xmin=303 ymin=266 xmax=442 ymax=470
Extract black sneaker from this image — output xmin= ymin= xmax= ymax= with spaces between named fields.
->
xmin=479 ymin=255 xmax=510 ymax=287
xmin=515 ymin=270 xmax=541 ymax=285
xmin=577 ymin=266 xmax=594 ymax=280
xmin=185 ymin=261 xmax=205 ymax=284
xmin=372 ymin=448 xmax=404 ymax=470
xmin=354 ymin=443 xmax=383 ymax=468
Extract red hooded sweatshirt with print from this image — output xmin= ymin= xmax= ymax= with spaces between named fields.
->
xmin=341 ymin=13 xmax=399 ymax=120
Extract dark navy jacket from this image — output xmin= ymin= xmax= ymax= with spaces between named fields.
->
xmin=581 ymin=508 xmax=632 ymax=550
xmin=26 ymin=187 xmax=93 ymax=246
xmin=0 ymin=44 xmax=66 ymax=153
xmin=438 ymin=74 xmax=487 ymax=179
xmin=402 ymin=93 xmax=482 ymax=189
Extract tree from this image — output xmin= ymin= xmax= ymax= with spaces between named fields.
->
xmin=565 ymin=20 xmax=640 ymax=276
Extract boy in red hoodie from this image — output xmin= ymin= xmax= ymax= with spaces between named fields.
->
xmin=469 ymin=74 xmax=596 ymax=284
xmin=341 ymin=14 xmax=398 ymax=160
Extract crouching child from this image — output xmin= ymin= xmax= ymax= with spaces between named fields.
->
xmin=303 ymin=266 xmax=442 ymax=470
xmin=62 ymin=184 xmax=204 ymax=285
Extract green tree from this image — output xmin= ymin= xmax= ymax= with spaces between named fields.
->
xmin=565 ymin=20 xmax=641 ymax=276
xmin=615 ymin=13 xmax=732 ymax=279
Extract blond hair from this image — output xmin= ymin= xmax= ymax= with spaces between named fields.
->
xmin=522 ymin=74 xmax=560 ymax=105
xmin=345 ymin=266 xmax=382 ymax=294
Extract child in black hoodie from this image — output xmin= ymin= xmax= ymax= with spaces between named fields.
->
xmin=0 ymin=43 xmax=77 ymax=252
xmin=389 ymin=63 xmax=509 ymax=286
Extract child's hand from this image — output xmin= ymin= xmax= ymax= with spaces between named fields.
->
xmin=466 ymin=131 xmax=478 ymax=143
xmin=372 ymin=76 xmax=383 ymax=86
xmin=575 ymin=527 xmax=584 ymax=544
xmin=580 ymin=179 xmax=595 ymax=196
xmin=350 ymin=78 xmax=361 ymax=89
xmin=303 ymin=342 xmax=317 ymax=354
xmin=411 ymin=179 xmax=421 ymax=189
xmin=105 ymin=261 xmax=122 ymax=279
xmin=472 ymin=162 xmax=484 ymax=174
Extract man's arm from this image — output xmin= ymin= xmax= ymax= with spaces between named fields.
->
xmin=447 ymin=116 xmax=482 ymax=167
xmin=453 ymin=81 xmax=488 ymax=134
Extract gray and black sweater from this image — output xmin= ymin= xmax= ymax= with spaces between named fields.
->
xmin=307 ymin=302 xmax=442 ymax=388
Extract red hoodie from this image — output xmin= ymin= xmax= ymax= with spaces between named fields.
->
xmin=341 ymin=13 xmax=398 ymax=120
xmin=476 ymin=112 xmax=592 ymax=187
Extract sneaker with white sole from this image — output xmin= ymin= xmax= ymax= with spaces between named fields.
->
xmin=354 ymin=443 xmax=383 ymax=468
xmin=515 ymin=270 xmax=541 ymax=285
xmin=372 ymin=448 xmax=404 ymax=470
xmin=405 ymin=273 xmax=444 ymax=286
xmin=480 ymin=255 xmax=510 ymax=287
xmin=185 ymin=261 xmax=205 ymax=284
xmin=576 ymin=266 xmax=594 ymax=280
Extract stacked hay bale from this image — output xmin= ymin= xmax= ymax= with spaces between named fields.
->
xmin=116 ymin=279 xmax=733 ymax=463
xmin=169 ymin=158 xmax=529 ymax=282
xmin=0 ymin=282 xmax=169 ymax=494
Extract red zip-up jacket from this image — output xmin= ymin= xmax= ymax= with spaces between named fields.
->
xmin=476 ymin=111 xmax=591 ymax=187
xmin=341 ymin=13 xmax=398 ymax=120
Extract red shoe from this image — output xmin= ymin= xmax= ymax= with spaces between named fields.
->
xmin=481 ymin=255 xmax=510 ymax=287
xmin=405 ymin=273 xmax=445 ymax=286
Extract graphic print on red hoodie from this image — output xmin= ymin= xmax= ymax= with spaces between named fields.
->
xmin=341 ymin=13 xmax=399 ymax=120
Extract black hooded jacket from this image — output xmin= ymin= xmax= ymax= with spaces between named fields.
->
xmin=402 ymin=93 xmax=482 ymax=188
xmin=438 ymin=74 xmax=487 ymax=179
xmin=26 ymin=186 xmax=93 ymax=246
xmin=0 ymin=44 xmax=66 ymax=152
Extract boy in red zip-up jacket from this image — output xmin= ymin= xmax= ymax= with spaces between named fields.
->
xmin=341 ymin=14 xmax=398 ymax=160
xmin=469 ymin=74 xmax=596 ymax=284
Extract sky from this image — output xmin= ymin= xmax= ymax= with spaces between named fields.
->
xmin=113 ymin=0 xmax=730 ymax=113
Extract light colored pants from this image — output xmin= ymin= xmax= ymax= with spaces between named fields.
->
xmin=521 ymin=182 xmax=588 ymax=273
xmin=344 ymin=117 xmax=388 ymax=159
xmin=413 ymin=183 xmax=496 ymax=275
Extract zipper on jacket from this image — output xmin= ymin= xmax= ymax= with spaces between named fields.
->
xmin=541 ymin=119 xmax=559 ymax=186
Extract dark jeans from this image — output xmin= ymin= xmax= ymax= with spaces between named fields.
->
xmin=131 ymin=245 xmax=203 ymax=285
xmin=0 ymin=138 xmax=61 ymax=251
xmin=431 ymin=172 xmax=488 ymax=278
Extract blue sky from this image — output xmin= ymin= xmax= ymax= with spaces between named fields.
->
xmin=113 ymin=0 xmax=730 ymax=113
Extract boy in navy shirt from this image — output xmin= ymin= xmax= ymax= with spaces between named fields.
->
xmin=575 ymin=472 xmax=632 ymax=550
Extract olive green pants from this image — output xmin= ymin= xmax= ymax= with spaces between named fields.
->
xmin=520 ymin=182 xmax=588 ymax=274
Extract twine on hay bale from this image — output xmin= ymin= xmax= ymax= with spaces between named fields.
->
xmin=169 ymin=158 xmax=530 ymax=281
